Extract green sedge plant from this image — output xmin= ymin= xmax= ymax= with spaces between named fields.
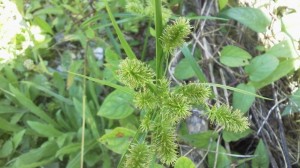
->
xmin=117 ymin=58 xmax=249 ymax=166
xmin=102 ymin=0 xmax=250 ymax=167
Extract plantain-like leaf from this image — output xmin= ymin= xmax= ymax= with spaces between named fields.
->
xmin=98 ymin=89 xmax=134 ymax=119
xmin=245 ymin=55 xmax=279 ymax=82
xmin=174 ymin=156 xmax=195 ymax=168
xmin=233 ymin=83 xmax=256 ymax=113
xmin=99 ymin=127 xmax=136 ymax=154
xmin=221 ymin=7 xmax=271 ymax=32
xmin=220 ymin=45 xmax=252 ymax=67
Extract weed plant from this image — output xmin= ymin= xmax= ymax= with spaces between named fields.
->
xmin=108 ymin=0 xmax=249 ymax=167
xmin=0 ymin=0 xmax=297 ymax=168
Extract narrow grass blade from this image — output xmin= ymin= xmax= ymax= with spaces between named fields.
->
xmin=67 ymin=71 xmax=134 ymax=94
xmin=22 ymin=81 xmax=72 ymax=105
xmin=181 ymin=44 xmax=207 ymax=82
xmin=9 ymin=85 xmax=58 ymax=127
xmin=202 ymin=83 xmax=272 ymax=100
xmin=102 ymin=17 xmax=121 ymax=56
xmin=104 ymin=1 xmax=136 ymax=59
xmin=185 ymin=15 xmax=229 ymax=21
xmin=0 ymin=117 xmax=23 ymax=132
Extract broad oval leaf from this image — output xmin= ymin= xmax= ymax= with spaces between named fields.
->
xmin=249 ymin=59 xmax=295 ymax=89
xmin=175 ymin=156 xmax=195 ymax=168
xmin=233 ymin=83 xmax=256 ymax=113
xmin=98 ymin=89 xmax=134 ymax=119
xmin=99 ymin=127 xmax=136 ymax=154
xmin=208 ymin=143 xmax=231 ymax=168
xmin=218 ymin=0 xmax=228 ymax=10
xmin=245 ymin=55 xmax=279 ymax=82
xmin=220 ymin=46 xmax=252 ymax=67
xmin=179 ymin=131 xmax=218 ymax=149
xmin=175 ymin=58 xmax=196 ymax=80
xmin=252 ymin=140 xmax=269 ymax=168
xmin=263 ymin=39 xmax=298 ymax=58
xmin=223 ymin=129 xmax=252 ymax=142
xmin=282 ymin=88 xmax=300 ymax=116
xmin=221 ymin=7 xmax=271 ymax=32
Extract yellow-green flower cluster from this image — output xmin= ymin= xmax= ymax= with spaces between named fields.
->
xmin=117 ymin=58 xmax=249 ymax=166
xmin=125 ymin=0 xmax=172 ymax=25
xmin=160 ymin=17 xmax=192 ymax=54
xmin=133 ymin=90 xmax=157 ymax=110
xmin=207 ymin=105 xmax=250 ymax=132
xmin=152 ymin=120 xmax=177 ymax=165
xmin=162 ymin=92 xmax=191 ymax=123
xmin=124 ymin=143 xmax=153 ymax=168
xmin=125 ymin=0 xmax=146 ymax=15
xmin=118 ymin=58 xmax=213 ymax=165
xmin=175 ymin=83 xmax=211 ymax=105
xmin=117 ymin=58 xmax=155 ymax=89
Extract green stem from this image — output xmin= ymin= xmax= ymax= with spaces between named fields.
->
xmin=154 ymin=0 xmax=164 ymax=79
xmin=141 ymin=21 xmax=151 ymax=61
xmin=80 ymin=41 xmax=88 ymax=168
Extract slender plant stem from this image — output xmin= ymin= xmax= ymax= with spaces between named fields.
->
xmin=80 ymin=42 xmax=88 ymax=168
xmin=141 ymin=21 xmax=151 ymax=61
xmin=154 ymin=0 xmax=164 ymax=79
xmin=80 ymin=95 xmax=86 ymax=168
xmin=213 ymin=134 xmax=221 ymax=168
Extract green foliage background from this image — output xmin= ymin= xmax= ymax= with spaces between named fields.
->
xmin=0 ymin=0 xmax=299 ymax=168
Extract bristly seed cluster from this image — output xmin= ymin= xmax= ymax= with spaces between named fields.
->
xmin=125 ymin=0 xmax=172 ymax=25
xmin=117 ymin=58 xmax=249 ymax=167
xmin=160 ymin=17 xmax=192 ymax=54
xmin=119 ymin=4 xmax=249 ymax=166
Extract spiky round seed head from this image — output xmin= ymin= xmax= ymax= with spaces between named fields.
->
xmin=207 ymin=105 xmax=249 ymax=132
xmin=162 ymin=92 xmax=191 ymax=123
xmin=152 ymin=121 xmax=178 ymax=165
xmin=117 ymin=58 xmax=155 ymax=89
xmin=133 ymin=90 xmax=157 ymax=110
xmin=125 ymin=0 xmax=146 ymax=15
xmin=124 ymin=143 xmax=153 ymax=168
xmin=160 ymin=17 xmax=192 ymax=54
xmin=176 ymin=83 xmax=211 ymax=105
